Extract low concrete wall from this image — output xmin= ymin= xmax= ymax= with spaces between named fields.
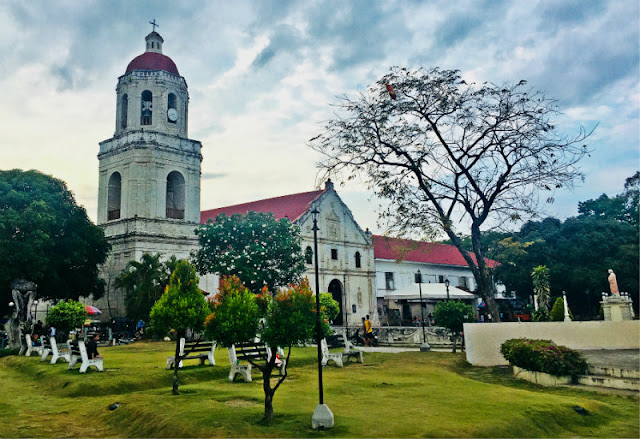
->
xmin=464 ymin=320 xmax=640 ymax=366
xmin=332 ymin=326 xmax=454 ymax=347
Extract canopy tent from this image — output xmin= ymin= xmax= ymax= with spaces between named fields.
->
xmin=380 ymin=283 xmax=476 ymax=301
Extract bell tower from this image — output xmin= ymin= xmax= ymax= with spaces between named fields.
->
xmin=96 ymin=29 xmax=203 ymax=314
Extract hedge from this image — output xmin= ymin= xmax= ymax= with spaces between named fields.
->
xmin=500 ymin=338 xmax=588 ymax=377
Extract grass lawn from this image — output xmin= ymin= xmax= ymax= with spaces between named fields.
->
xmin=0 ymin=341 xmax=637 ymax=438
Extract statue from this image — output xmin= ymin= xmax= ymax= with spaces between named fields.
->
xmin=607 ymin=269 xmax=620 ymax=296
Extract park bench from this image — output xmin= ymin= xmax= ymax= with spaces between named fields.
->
xmin=40 ymin=337 xmax=53 ymax=362
xmin=166 ymin=338 xmax=217 ymax=369
xmin=49 ymin=338 xmax=71 ymax=364
xmin=68 ymin=340 xmax=104 ymax=373
xmin=321 ymin=333 xmax=363 ymax=367
xmin=24 ymin=334 xmax=44 ymax=357
xmin=227 ymin=342 xmax=286 ymax=382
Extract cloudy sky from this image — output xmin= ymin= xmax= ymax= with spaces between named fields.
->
xmin=1 ymin=0 xmax=638 ymax=235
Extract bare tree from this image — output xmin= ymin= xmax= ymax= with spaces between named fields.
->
xmin=310 ymin=67 xmax=592 ymax=321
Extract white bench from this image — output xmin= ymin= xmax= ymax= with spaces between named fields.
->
xmin=227 ymin=342 xmax=286 ymax=382
xmin=50 ymin=338 xmax=72 ymax=364
xmin=166 ymin=338 xmax=217 ymax=369
xmin=40 ymin=337 xmax=53 ymax=362
xmin=24 ymin=334 xmax=44 ymax=357
xmin=321 ymin=333 xmax=363 ymax=367
xmin=68 ymin=341 xmax=104 ymax=373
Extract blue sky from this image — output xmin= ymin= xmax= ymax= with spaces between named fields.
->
xmin=0 ymin=0 xmax=637 ymax=235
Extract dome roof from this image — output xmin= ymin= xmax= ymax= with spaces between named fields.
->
xmin=125 ymin=52 xmax=179 ymax=75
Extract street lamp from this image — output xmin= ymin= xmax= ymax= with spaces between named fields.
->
xmin=310 ymin=207 xmax=334 ymax=430
xmin=444 ymin=279 xmax=450 ymax=302
xmin=415 ymin=270 xmax=430 ymax=352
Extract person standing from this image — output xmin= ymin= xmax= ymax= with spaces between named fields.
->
xmin=364 ymin=315 xmax=374 ymax=347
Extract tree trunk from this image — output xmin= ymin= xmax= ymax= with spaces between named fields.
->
xmin=263 ymin=368 xmax=274 ymax=421
xmin=172 ymin=335 xmax=182 ymax=395
xmin=451 ymin=334 xmax=457 ymax=353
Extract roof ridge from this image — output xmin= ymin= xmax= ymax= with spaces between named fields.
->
xmin=202 ymin=189 xmax=324 ymax=212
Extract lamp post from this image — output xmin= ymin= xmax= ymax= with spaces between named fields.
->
xmin=444 ymin=279 xmax=450 ymax=302
xmin=310 ymin=207 xmax=334 ymax=430
xmin=415 ymin=270 xmax=430 ymax=352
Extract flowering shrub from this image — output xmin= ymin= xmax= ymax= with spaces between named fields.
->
xmin=500 ymin=338 xmax=588 ymax=377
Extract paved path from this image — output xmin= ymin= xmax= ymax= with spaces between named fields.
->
xmin=578 ymin=349 xmax=639 ymax=371
xmin=356 ymin=346 xmax=454 ymax=353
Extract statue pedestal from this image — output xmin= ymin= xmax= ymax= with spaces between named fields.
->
xmin=601 ymin=296 xmax=634 ymax=321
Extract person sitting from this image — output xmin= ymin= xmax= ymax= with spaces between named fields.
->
xmin=31 ymin=333 xmax=41 ymax=346
xmin=86 ymin=333 xmax=102 ymax=359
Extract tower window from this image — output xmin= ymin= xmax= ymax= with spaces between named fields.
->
xmin=121 ymin=94 xmax=128 ymax=129
xmin=167 ymin=93 xmax=177 ymax=124
xmin=141 ymin=90 xmax=152 ymax=125
xmin=107 ymin=172 xmax=121 ymax=221
xmin=355 ymin=251 xmax=361 ymax=268
xmin=305 ymin=246 xmax=313 ymax=265
xmin=331 ymin=249 xmax=338 ymax=260
xmin=166 ymin=171 xmax=185 ymax=219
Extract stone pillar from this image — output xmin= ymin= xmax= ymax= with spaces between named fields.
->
xmin=562 ymin=291 xmax=572 ymax=322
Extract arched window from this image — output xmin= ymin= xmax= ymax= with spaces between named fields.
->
xmin=120 ymin=94 xmax=128 ymax=129
xmin=107 ymin=172 xmax=121 ymax=221
xmin=167 ymin=93 xmax=177 ymax=124
xmin=166 ymin=171 xmax=185 ymax=219
xmin=305 ymin=246 xmax=313 ymax=265
xmin=355 ymin=251 xmax=361 ymax=268
xmin=141 ymin=90 xmax=152 ymax=125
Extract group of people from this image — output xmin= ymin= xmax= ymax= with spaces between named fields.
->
xmin=30 ymin=320 xmax=56 ymax=346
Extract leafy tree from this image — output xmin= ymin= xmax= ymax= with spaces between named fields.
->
xmin=433 ymin=301 xmax=475 ymax=353
xmin=549 ymin=296 xmax=573 ymax=321
xmin=205 ymin=276 xmax=317 ymax=421
xmin=0 ymin=169 xmax=110 ymax=319
xmin=46 ymin=300 xmax=86 ymax=337
xmin=193 ymin=212 xmax=306 ymax=294
xmin=115 ymin=254 xmax=178 ymax=322
xmin=531 ymin=266 xmax=551 ymax=312
xmin=310 ymin=67 xmax=591 ymax=321
xmin=319 ymin=293 xmax=340 ymax=323
xmin=149 ymin=260 xmax=209 ymax=395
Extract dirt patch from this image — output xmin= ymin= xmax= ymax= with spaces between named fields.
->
xmin=225 ymin=399 xmax=260 ymax=407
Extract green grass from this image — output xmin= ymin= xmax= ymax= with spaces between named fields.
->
xmin=0 ymin=341 xmax=637 ymax=438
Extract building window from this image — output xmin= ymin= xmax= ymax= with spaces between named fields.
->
xmin=107 ymin=172 xmax=121 ymax=221
xmin=331 ymin=249 xmax=338 ymax=260
xmin=385 ymin=272 xmax=395 ymax=290
xmin=355 ymin=251 xmax=361 ymax=268
xmin=305 ymin=246 xmax=313 ymax=265
xmin=166 ymin=171 xmax=185 ymax=219
xmin=459 ymin=276 xmax=468 ymax=288
xmin=141 ymin=90 xmax=152 ymax=125
xmin=438 ymin=275 xmax=445 ymax=283
xmin=120 ymin=94 xmax=128 ymax=129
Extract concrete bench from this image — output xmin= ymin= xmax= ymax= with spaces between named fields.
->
xmin=227 ymin=342 xmax=286 ymax=382
xmin=166 ymin=338 xmax=217 ymax=369
xmin=50 ymin=338 xmax=71 ymax=364
xmin=24 ymin=334 xmax=44 ymax=357
xmin=40 ymin=337 xmax=53 ymax=362
xmin=321 ymin=333 xmax=363 ymax=367
xmin=68 ymin=341 xmax=104 ymax=373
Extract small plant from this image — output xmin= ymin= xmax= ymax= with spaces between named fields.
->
xmin=531 ymin=308 xmax=549 ymax=322
xmin=500 ymin=338 xmax=588 ymax=376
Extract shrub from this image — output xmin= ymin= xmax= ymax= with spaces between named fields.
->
xmin=0 ymin=348 xmax=20 ymax=358
xmin=531 ymin=309 xmax=549 ymax=322
xmin=549 ymin=296 xmax=573 ymax=321
xmin=500 ymin=338 xmax=588 ymax=376
xmin=47 ymin=300 xmax=86 ymax=335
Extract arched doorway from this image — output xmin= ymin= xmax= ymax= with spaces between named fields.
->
xmin=328 ymin=279 xmax=343 ymax=325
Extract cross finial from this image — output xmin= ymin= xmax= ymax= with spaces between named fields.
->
xmin=149 ymin=19 xmax=159 ymax=32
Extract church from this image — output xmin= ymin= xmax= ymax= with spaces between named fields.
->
xmin=94 ymin=30 xmax=492 ymax=326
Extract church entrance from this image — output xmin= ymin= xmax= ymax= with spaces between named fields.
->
xmin=328 ymin=279 xmax=343 ymax=325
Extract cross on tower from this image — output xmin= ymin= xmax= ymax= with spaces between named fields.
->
xmin=149 ymin=19 xmax=159 ymax=32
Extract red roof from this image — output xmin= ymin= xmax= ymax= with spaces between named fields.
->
xmin=372 ymin=235 xmax=498 ymax=268
xmin=201 ymin=190 xmax=325 ymax=224
xmin=126 ymin=52 xmax=180 ymax=75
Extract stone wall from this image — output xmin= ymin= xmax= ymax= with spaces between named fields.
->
xmin=463 ymin=321 xmax=640 ymax=366
xmin=334 ymin=326 xmax=454 ymax=347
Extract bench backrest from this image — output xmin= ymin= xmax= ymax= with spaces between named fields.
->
xmin=326 ymin=333 xmax=356 ymax=352
xmin=50 ymin=337 xmax=59 ymax=355
xmin=181 ymin=339 xmax=215 ymax=356
xmin=69 ymin=341 xmax=81 ymax=357
xmin=229 ymin=342 xmax=269 ymax=364
xmin=78 ymin=341 xmax=90 ymax=362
